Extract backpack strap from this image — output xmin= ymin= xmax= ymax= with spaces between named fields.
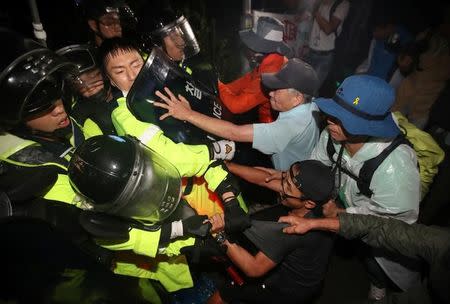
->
xmin=326 ymin=134 xmax=336 ymax=162
xmin=326 ymin=135 xmax=361 ymax=180
xmin=358 ymin=135 xmax=411 ymax=197
xmin=327 ymin=133 xmax=412 ymax=198
xmin=329 ymin=0 xmax=344 ymax=36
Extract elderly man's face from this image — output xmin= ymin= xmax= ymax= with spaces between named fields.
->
xmin=269 ymin=89 xmax=301 ymax=112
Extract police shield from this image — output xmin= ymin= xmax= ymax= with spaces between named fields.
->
xmin=126 ymin=47 xmax=233 ymax=144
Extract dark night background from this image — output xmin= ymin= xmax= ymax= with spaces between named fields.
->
xmin=1 ymin=0 xmax=448 ymax=82
xmin=1 ymin=1 xmax=449 ymax=303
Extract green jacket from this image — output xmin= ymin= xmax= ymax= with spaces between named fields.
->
xmin=339 ymin=213 xmax=450 ymax=304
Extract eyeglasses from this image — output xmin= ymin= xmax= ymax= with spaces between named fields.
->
xmin=279 ymin=171 xmax=303 ymax=201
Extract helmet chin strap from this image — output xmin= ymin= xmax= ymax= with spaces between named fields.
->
xmin=30 ymin=123 xmax=73 ymax=142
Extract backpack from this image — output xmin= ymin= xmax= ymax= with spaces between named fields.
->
xmin=326 ymin=112 xmax=446 ymax=198
xmin=326 ymin=133 xmax=411 ymax=197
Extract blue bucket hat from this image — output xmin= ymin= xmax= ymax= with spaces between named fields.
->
xmin=315 ymin=75 xmax=399 ymax=138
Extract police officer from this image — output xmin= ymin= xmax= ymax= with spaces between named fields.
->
xmin=137 ymin=6 xmax=219 ymax=95
xmin=0 ymin=27 xmax=82 ymax=169
xmin=84 ymin=0 xmax=137 ymax=47
xmin=56 ymin=44 xmax=119 ymax=137
xmin=0 ymin=28 xmax=248 ymax=292
xmin=67 ymin=135 xmax=250 ymax=292
xmin=0 ymin=28 xmax=157 ymax=302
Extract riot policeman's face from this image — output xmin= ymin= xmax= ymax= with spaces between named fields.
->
xmin=88 ymin=12 xmax=122 ymax=42
xmin=162 ymin=32 xmax=186 ymax=62
xmin=25 ymin=99 xmax=70 ymax=133
xmin=98 ymin=12 xmax=122 ymax=39
xmin=74 ymin=68 xmax=105 ymax=98
xmin=105 ymin=49 xmax=144 ymax=94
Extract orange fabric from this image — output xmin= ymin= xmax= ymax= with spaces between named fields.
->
xmin=218 ymin=53 xmax=286 ymax=123
xmin=182 ymin=177 xmax=223 ymax=217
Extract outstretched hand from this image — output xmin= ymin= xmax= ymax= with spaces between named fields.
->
xmin=278 ymin=215 xmax=313 ymax=235
xmin=254 ymin=167 xmax=282 ymax=183
xmin=154 ymin=87 xmax=192 ymax=121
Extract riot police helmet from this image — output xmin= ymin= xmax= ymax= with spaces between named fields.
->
xmin=56 ymin=44 xmax=110 ymax=102
xmin=0 ymin=28 xmax=77 ymax=129
xmin=138 ymin=6 xmax=200 ymax=61
xmin=68 ymin=135 xmax=182 ymax=222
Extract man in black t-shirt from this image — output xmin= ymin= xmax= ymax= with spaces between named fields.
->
xmin=208 ymin=160 xmax=336 ymax=304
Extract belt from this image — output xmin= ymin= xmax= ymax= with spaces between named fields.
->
xmin=309 ymin=49 xmax=334 ymax=55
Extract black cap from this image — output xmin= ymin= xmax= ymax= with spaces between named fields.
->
xmin=290 ymin=160 xmax=334 ymax=204
xmin=261 ymin=58 xmax=319 ymax=96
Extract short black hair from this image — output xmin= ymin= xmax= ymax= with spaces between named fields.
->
xmin=97 ymin=37 xmax=142 ymax=72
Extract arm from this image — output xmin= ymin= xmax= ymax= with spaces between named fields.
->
xmin=218 ymin=72 xmax=251 ymax=96
xmin=279 ymin=215 xmax=340 ymax=234
xmin=154 ymin=87 xmax=254 ymax=142
xmin=338 ymin=213 xmax=449 ymax=263
xmin=314 ymin=1 xmax=349 ymax=36
xmin=314 ymin=13 xmax=343 ymax=35
xmin=280 ymin=212 xmax=449 ymax=264
xmin=224 ymin=240 xmax=277 ymax=278
xmin=111 ymin=97 xmax=212 ymax=177
xmin=226 ymin=162 xmax=282 ymax=192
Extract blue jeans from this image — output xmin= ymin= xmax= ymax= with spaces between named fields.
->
xmin=305 ymin=50 xmax=334 ymax=88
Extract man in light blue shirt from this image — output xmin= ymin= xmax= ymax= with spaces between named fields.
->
xmin=154 ymin=58 xmax=320 ymax=170
xmin=253 ymin=95 xmax=319 ymax=170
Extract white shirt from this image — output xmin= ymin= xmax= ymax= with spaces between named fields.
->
xmin=309 ymin=0 xmax=350 ymax=51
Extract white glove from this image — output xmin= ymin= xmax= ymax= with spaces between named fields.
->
xmin=212 ymin=140 xmax=236 ymax=161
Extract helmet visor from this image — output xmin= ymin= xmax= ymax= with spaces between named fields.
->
xmin=154 ymin=16 xmax=200 ymax=61
xmin=90 ymin=139 xmax=183 ymax=222
xmin=127 ymin=47 xmax=219 ymax=144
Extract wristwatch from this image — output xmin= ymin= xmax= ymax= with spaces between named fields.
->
xmin=213 ymin=231 xmax=228 ymax=252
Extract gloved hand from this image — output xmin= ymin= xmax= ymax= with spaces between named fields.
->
xmin=180 ymin=236 xmax=226 ymax=264
xmin=224 ymin=197 xmax=250 ymax=235
xmin=211 ymin=140 xmax=236 ymax=161
xmin=182 ymin=215 xmax=211 ymax=238
xmin=169 ymin=215 xmax=211 ymax=239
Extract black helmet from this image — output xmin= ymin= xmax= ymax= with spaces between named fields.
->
xmin=138 ymin=6 xmax=200 ymax=61
xmin=84 ymin=0 xmax=137 ymax=33
xmin=68 ymin=135 xmax=182 ymax=222
xmin=84 ymin=0 xmax=127 ymax=20
xmin=56 ymin=44 xmax=111 ymax=103
xmin=56 ymin=44 xmax=98 ymax=74
xmin=0 ymin=28 xmax=77 ymax=129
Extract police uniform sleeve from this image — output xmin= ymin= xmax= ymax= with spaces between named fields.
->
xmin=111 ymin=97 xmax=211 ymax=177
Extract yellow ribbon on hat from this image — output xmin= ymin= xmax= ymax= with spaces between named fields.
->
xmin=353 ymin=97 xmax=360 ymax=105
